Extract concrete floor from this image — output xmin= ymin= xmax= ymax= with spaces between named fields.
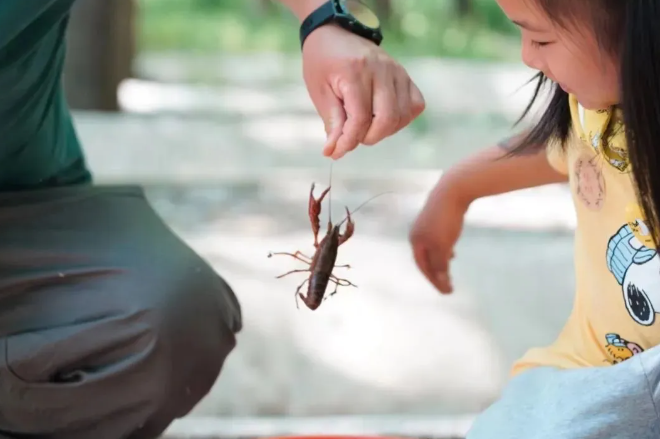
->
xmin=139 ymin=181 xmax=576 ymax=420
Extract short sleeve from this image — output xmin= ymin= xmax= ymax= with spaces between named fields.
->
xmin=546 ymin=136 xmax=569 ymax=175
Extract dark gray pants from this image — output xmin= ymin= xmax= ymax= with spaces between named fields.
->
xmin=0 ymin=184 xmax=242 ymax=439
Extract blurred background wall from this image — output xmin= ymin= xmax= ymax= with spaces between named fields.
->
xmin=59 ymin=1 xmax=576 ymax=437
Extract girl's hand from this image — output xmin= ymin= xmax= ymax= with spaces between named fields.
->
xmin=409 ymin=138 xmax=567 ymax=294
xmin=409 ymin=182 xmax=470 ymax=294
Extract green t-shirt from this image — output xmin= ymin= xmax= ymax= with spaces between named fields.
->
xmin=0 ymin=0 xmax=90 ymax=190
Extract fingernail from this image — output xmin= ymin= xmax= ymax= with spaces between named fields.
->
xmin=332 ymin=151 xmax=344 ymax=160
xmin=326 ymin=119 xmax=338 ymax=137
xmin=436 ymin=272 xmax=449 ymax=283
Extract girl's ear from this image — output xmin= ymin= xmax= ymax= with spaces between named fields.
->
xmin=620 ymin=1 xmax=660 ymax=247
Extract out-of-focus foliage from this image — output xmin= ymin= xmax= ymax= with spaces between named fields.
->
xmin=137 ymin=0 xmax=521 ymax=60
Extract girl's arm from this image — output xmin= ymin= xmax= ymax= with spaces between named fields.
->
xmin=438 ymin=130 xmax=568 ymax=207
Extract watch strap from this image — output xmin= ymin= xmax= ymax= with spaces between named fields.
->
xmin=299 ymin=1 xmax=336 ymax=49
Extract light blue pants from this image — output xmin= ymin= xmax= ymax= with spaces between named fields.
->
xmin=467 ymin=345 xmax=660 ymax=439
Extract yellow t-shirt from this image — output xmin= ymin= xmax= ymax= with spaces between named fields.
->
xmin=511 ymin=94 xmax=659 ymax=375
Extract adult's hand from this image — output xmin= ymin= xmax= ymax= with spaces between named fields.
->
xmin=302 ymin=25 xmax=426 ymax=159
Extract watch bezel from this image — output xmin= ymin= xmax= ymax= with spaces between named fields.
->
xmin=335 ymin=0 xmax=381 ymax=31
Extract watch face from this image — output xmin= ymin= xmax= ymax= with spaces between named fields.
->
xmin=342 ymin=0 xmax=380 ymax=29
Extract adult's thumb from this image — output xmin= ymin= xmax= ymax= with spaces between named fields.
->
xmin=321 ymin=94 xmax=347 ymax=157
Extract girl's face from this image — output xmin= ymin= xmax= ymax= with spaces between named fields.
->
xmin=497 ymin=0 xmax=620 ymax=109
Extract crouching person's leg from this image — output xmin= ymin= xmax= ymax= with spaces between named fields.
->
xmin=0 ymin=185 xmax=242 ymax=439
xmin=467 ymin=347 xmax=660 ymax=439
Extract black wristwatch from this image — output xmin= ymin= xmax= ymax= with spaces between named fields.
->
xmin=299 ymin=0 xmax=383 ymax=49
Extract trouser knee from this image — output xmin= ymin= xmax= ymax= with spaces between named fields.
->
xmin=0 ymin=255 xmax=242 ymax=438
xmin=155 ymin=260 xmax=242 ymax=419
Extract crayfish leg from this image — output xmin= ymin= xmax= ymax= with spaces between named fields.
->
xmin=268 ymin=251 xmax=312 ymax=265
xmin=294 ymin=278 xmax=310 ymax=310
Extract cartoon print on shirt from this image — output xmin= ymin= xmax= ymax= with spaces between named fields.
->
xmin=604 ymin=333 xmax=644 ymax=364
xmin=574 ymin=155 xmax=606 ymax=210
xmin=606 ymin=221 xmax=660 ymax=326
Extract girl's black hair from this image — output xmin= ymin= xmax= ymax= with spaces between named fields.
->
xmin=508 ymin=1 xmax=660 ymax=246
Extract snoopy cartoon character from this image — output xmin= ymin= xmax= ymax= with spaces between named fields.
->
xmin=607 ymin=222 xmax=660 ymax=326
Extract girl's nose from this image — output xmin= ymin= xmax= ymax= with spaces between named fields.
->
xmin=521 ymin=40 xmax=545 ymax=72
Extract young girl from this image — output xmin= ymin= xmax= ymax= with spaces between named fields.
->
xmin=411 ymin=0 xmax=660 ymax=435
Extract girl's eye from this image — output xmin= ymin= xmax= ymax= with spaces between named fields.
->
xmin=531 ymin=40 xmax=551 ymax=48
